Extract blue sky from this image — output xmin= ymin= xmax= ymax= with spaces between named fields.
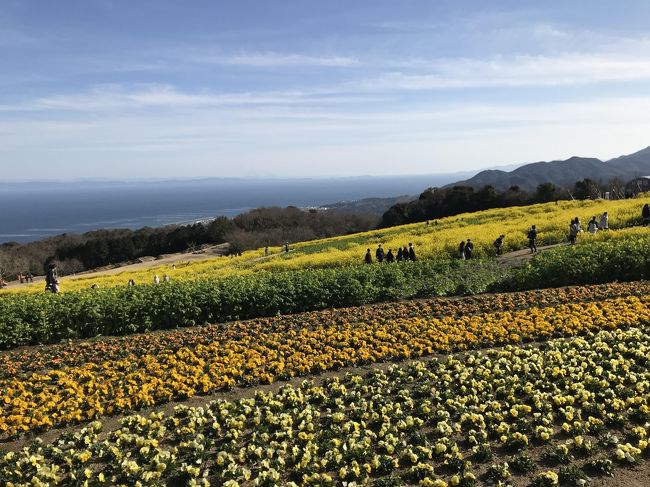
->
xmin=2 ymin=0 xmax=650 ymax=180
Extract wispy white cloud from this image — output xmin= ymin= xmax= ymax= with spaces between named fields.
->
xmin=191 ymin=52 xmax=358 ymax=67
xmin=353 ymin=52 xmax=650 ymax=90
xmin=0 ymin=84 xmax=383 ymax=112
xmin=225 ymin=52 xmax=358 ymax=67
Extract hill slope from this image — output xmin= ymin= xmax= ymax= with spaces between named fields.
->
xmin=447 ymin=146 xmax=650 ymax=191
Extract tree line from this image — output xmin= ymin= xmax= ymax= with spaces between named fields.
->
xmin=380 ymin=178 xmax=626 ymax=227
xmin=0 ymin=207 xmax=378 ymax=280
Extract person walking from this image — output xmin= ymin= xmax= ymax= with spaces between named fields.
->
xmin=408 ymin=243 xmax=416 ymax=261
xmin=569 ymin=218 xmax=578 ymax=245
xmin=527 ymin=225 xmax=538 ymax=253
xmin=285 ymin=242 xmax=290 ymax=253
xmin=458 ymin=241 xmax=466 ymax=260
xmin=493 ymin=235 xmax=505 ymax=256
xmin=385 ymin=249 xmax=395 ymax=263
xmin=364 ymin=248 xmax=372 ymax=264
xmin=44 ymin=263 xmax=58 ymax=293
xmin=153 ymin=274 xmax=160 ymax=285
xmin=574 ymin=217 xmax=583 ymax=233
xmin=375 ymin=244 xmax=385 ymax=263
xmin=402 ymin=245 xmax=409 ymax=262
xmin=464 ymin=239 xmax=474 ymax=259
xmin=265 ymin=246 xmax=269 ymax=256
xmin=643 ymin=204 xmax=650 ymax=226
xmin=396 ymin=247 xmax=403 ymax=261
xmin=588 ymin=216 xmax=598 ymax=234
xmin=163 ymin=274 xmax=170 ymax=282
xmin=599 ymin=212 xmax=609 ymax=230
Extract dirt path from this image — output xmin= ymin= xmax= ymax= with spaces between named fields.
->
xmin=496 ymin=242 xmax=567 ymax=265
xmin=2 ymin=243 xmax=231 ymax=290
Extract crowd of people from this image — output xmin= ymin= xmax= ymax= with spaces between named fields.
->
xmin=365 ymin=243 xmax=416 ymax=264
xmin=569 ymin=212 xmax=609 ymax=245
xmin=363 ymin=204 xmax=649 ymax=264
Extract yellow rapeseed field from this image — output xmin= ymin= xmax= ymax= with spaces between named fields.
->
xmin=9 ymin=196 xmax=648 ymax=293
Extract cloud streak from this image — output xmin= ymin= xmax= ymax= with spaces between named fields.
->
xmin=215 ymin=52 xmax=358 ymax=67
xmin=354 ymin=52 xmax=650 ymax=91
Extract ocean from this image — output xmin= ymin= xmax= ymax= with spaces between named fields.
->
xmin=0 ymin=174 xmax=466 ymax=244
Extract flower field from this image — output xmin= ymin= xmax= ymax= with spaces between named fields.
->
xmin=2 ymin=281 xmax=649 ymax=441
xmin=2 ymin=326 xmax=650 ymax=486
xmin=3 ymin=230 xmax=650 ymax=348
xmin=2 ymin=281 xmax=649 ymax=379
xmin=6 ymin=196 xmax=647 ymax=294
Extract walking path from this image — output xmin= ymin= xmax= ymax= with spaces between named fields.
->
xmin=2 ymin=243 xmax=230 ymax=290
xmin=496 ymin=242 xmax=567 ymax=265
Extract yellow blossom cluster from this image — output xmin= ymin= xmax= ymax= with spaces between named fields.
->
xmin=1 ymin=292 xmax=648 ymax=437
xmin=2 ymin=327 xmax=649 ymax=485
xmin=8 ymin=195 xmax=646 ymax=293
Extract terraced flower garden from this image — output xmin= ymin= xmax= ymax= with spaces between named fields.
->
xmin=2 ymin=280 xmax=650 ymax=485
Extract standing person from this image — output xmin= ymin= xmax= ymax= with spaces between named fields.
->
xmin=493 ymin=235 xmax=505 ymax=256
xmin=574 ymin=217 xmax=583 ymax=233
xmin=588 ymin=216 xmax=598 ymax=234
xmin=464 ymin=239 xmax=474 ymax=259
xmin=163 ymin=274 xmax=170 ymax=282
xmin=284 ymin=242 xmax=290 ymax=253
xmin=402 ymin=246 xmax=409 ymax=262
xmin=396 ymin=247 xmax=403 ymax=262
xmin=128 ymin=279 xmax=136 ymax=287
xmin=569 ymin=218 xmax=578 ymax=245
xmin=408 ymin=243 xmax=416 ymax=261
xmin=44 ymin=263 xmax=58 ymax=293
xmin=153 ymin=274 xmax=160 ymax=285
xmin=385 ymin=249 xmax=395 ymax=263
xmin=375 ymin=244 xmax=385 ymax=263
xmin=527 ymin=225 xmax=538 ymax=253
xmin=265 ymin=246 xmax=269 ymax=256
xmin=643 ymin=204 xmax=650 ymax=226
xmin=364 ymin=249 xmax=372 ymax=264
xmin=458 ymin=241 xmax=466 ymax=260
xmin=599 ymin=212 xmax=609 ymax=230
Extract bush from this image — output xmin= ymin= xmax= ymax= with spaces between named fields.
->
xmin=0 ymin=260 xmax=507 ymax=348
xmin=500 ymin=235 xmax=650 ymax=290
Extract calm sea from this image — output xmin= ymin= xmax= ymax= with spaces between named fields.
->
xmin=0 ymin=175 xmax=465 ymax=244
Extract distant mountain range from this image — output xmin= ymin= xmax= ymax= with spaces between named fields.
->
xmin=445 ymin=146 xmax=650 ymax=192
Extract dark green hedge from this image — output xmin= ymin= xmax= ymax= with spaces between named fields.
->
xmin=0 ymin=260 xmax=507 ymax=348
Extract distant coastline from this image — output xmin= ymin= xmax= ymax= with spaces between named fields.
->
xmin=0 ymin=174 xmax=467 ymax=244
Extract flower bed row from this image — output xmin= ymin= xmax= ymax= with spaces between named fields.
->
xmin=1 ymin=294 xmax=649 ymax=438
xmin=2 ymin=281 xmax=648 ymax=379
xmin=2 ymin=327 xmax=649 ymax=486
